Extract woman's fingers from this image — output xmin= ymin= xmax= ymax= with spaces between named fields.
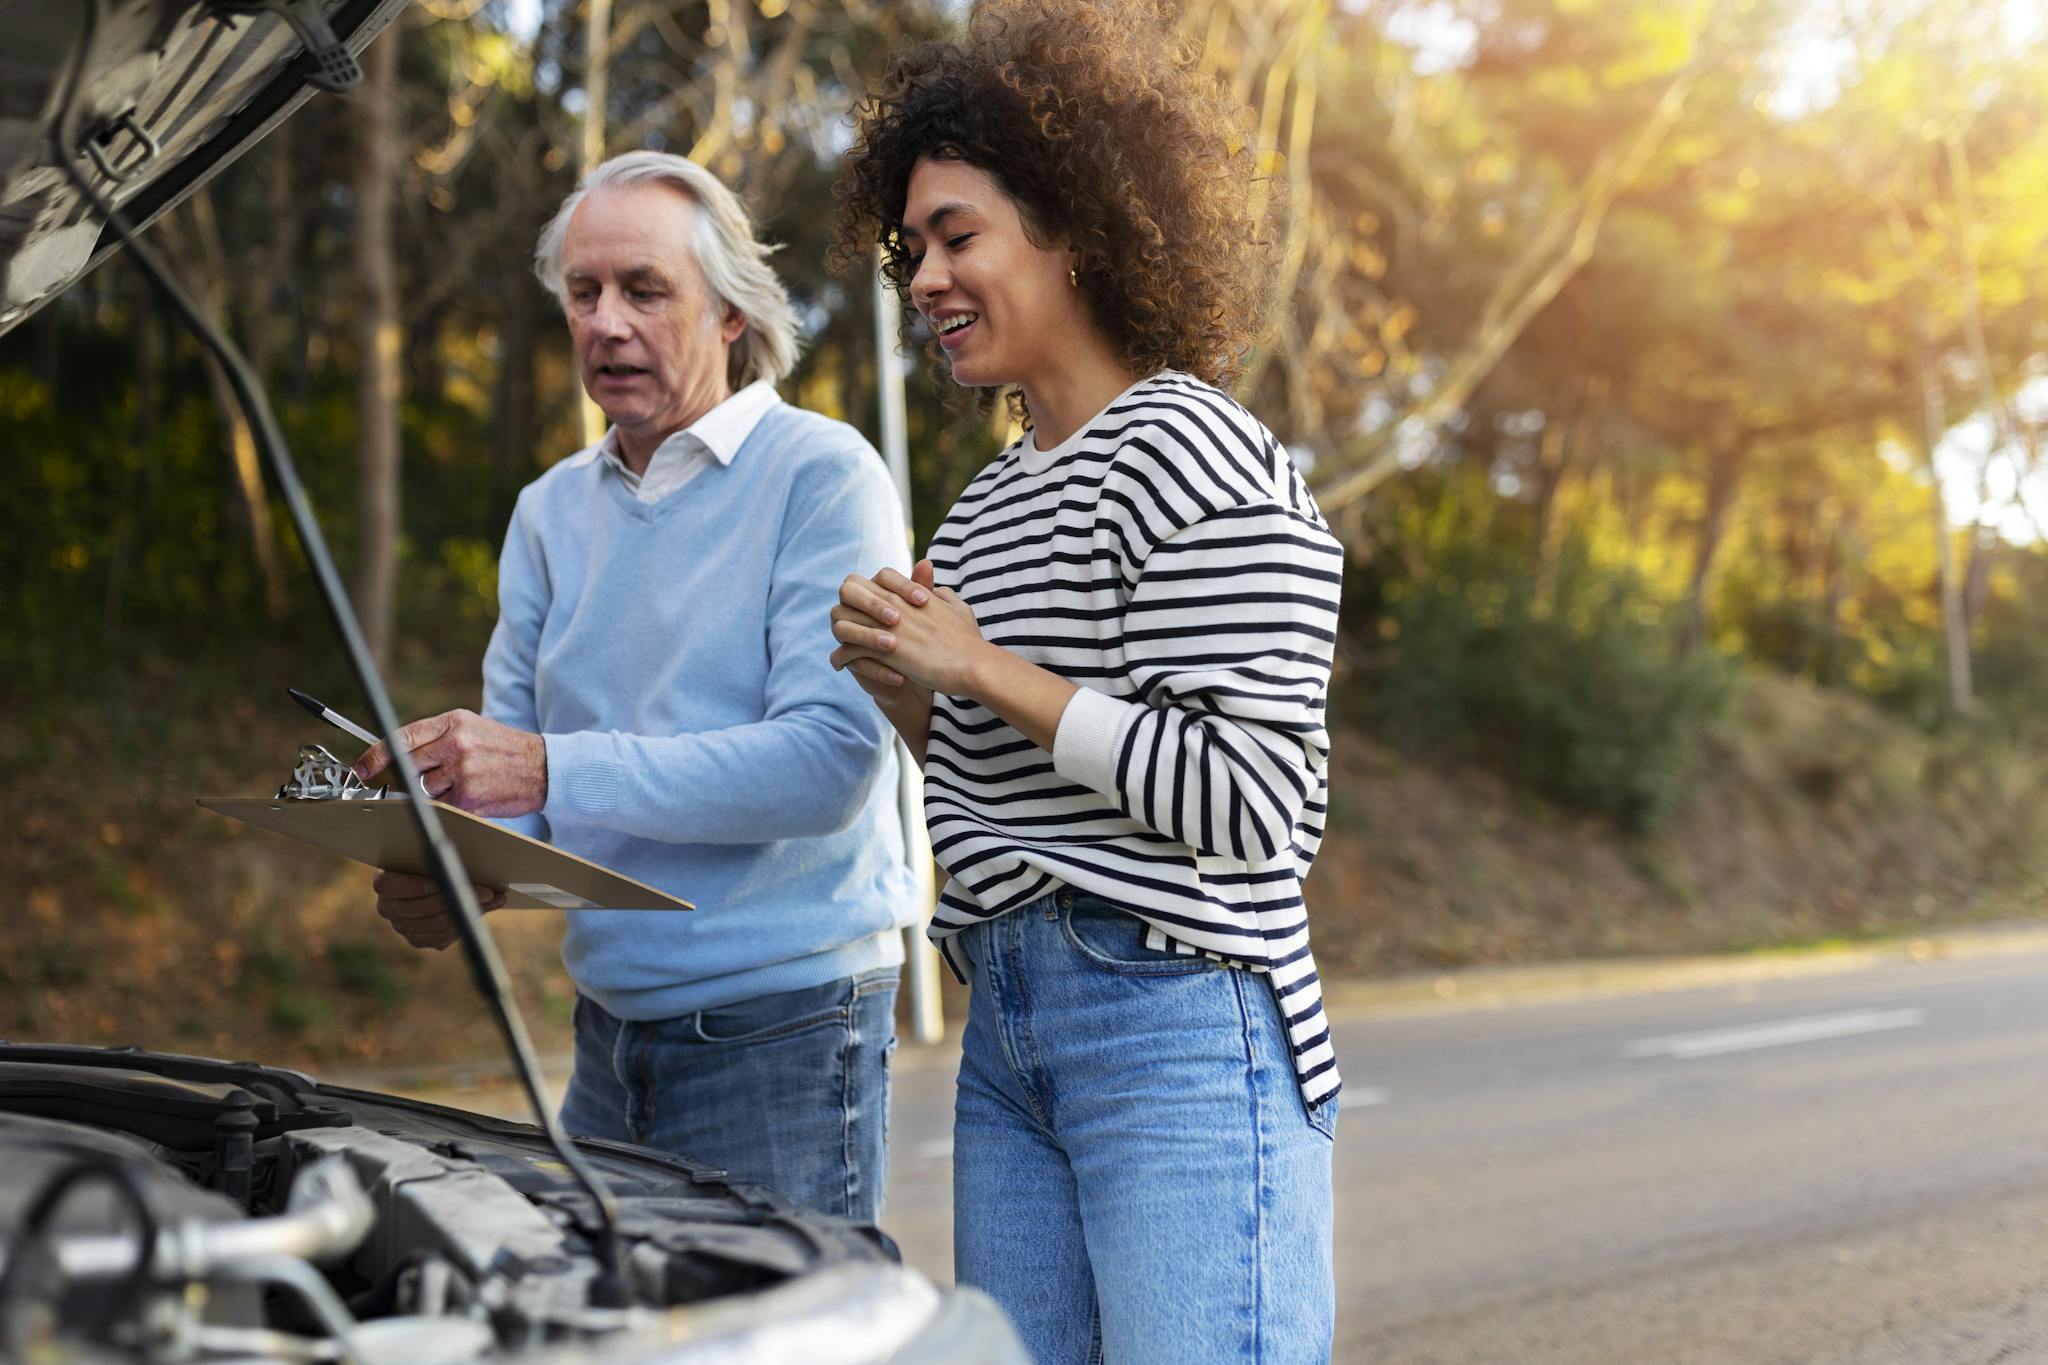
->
xmin=831 ymin=642 xmax=891 ymax=674
xmin=933 ymin=585 xmax=976 ymax=621
xmin=830 ymin=603 xmax=894 ymax=629
xmin=872 ymin=566 xmax=933 ymax=607
xmin=839 ymin=574 xmax=905 ymax=625
xmin=833 ymin=568 xmax=947 ymax=692
xmin=830 ymin=644 xmax=906 ymax=686
xmin=832 ymin=615 xmax=897 ymax=652
xmin=850 ymin=657 xmax=907 ymax=687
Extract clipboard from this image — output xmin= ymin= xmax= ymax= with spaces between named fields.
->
xmin=199 ymin=797 xmax=692 ymax=912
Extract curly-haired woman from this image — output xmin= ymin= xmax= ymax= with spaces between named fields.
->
xmin=829 ymin=2 xmax=1341 ymax=1357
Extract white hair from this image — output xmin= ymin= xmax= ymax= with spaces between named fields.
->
xmin=533 ymin=151 xmax=801 ymax=389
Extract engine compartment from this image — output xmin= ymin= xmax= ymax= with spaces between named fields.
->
xmin=0 ymin=1043 xmax=912 ymax=1362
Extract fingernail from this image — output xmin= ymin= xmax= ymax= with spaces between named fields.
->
xmin=879 ymin=632 xmax=897 ymax=649
xmin=910 ymin=590 xmax=930 ymax=604
xmin=882 ymin=607 xmax=900 ymax=624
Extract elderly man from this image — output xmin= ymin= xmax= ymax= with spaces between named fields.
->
xmin=355 ymin=151 xmax=916 ymax=1224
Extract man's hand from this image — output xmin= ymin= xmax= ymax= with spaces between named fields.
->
xmin=372 ymin=871 xmax=506 ymax=951
xmin=352 ymin=709 xmax=547 ymax=817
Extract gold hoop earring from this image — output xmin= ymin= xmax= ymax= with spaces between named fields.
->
xmin=1069 ymin=267 xmax=1079 ymax=289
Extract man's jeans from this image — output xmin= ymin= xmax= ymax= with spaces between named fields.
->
xmin=560 ymin=968 xmax=899 ymax=1223
xmin=951 ymin=892 xmax=1337 ymax=1364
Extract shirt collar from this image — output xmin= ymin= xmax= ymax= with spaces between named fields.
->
xmin=688 ymin=380 xmax=780 ymax=465
xmin=588 ymin=380 xmax=781 ymax=480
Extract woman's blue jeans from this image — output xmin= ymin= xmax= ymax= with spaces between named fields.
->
xmin=951 ymin=891 xmax=1337 ymax=1363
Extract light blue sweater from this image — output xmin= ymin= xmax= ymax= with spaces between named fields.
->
xmin=482 ymin=400 xmax=917 ymax=1020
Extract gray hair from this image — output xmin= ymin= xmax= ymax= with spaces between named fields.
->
xmin=532 ymin=151 xmax=800 ymax=389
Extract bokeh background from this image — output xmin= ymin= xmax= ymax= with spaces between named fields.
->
xmin=2 ymin=0 xmax=2044 ymax=1070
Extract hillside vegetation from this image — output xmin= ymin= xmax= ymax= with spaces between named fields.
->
xmin=1309 ymin=674 xmax=2048 ymax=978
xmin=4 ymin=662 xmax=2040 ymax=1074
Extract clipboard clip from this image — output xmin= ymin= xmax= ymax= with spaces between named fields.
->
xmin=276 ymin=744 xmax=404 ymax=801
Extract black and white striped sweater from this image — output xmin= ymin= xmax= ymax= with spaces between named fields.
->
xmin=923 ymin=371 xmax=1344 ymax=1106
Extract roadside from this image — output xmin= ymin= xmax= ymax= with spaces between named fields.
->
xmin=1305 ymin=677 xmax=2048 ymax=982
xmin=343 ymin=913 xmax=2048 ymax=1114
xmin=5 ymin=674 xmax=2043 ymax=1073
xmin=367 ymin=920 xmax=2048 ymax=1364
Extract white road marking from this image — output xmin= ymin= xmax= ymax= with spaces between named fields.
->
xmin=1624 ymin=1008 xmax=1928 ymax=1061
xmin=1348 ymin=1086 xmax=1393 ymax=1107
xmin=915 ymin=1138 xmax=953 ymax=1161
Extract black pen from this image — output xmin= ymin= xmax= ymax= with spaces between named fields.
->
xmin=287 ymin=687 xmax=380 ymax=748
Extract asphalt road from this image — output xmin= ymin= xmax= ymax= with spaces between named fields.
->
xmin=881 ymin=949 xmax=2048 ymax=1363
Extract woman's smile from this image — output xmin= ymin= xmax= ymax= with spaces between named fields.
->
xmin=935 ymin=311 xmax=980 ymax=350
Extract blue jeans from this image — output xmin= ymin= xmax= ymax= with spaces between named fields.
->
xmin=951 ymin=891 xmax=1337 ymax=1364
xmin=560 ymin=968 xmax=898 ymax=1223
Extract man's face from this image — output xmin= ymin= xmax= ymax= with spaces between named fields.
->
xmin=560 ymin=182 xmax=746 ymax=452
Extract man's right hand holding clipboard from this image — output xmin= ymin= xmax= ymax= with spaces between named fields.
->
xmin=353 ymin=708 xmax=547 ymax=952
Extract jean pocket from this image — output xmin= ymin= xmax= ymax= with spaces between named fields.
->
xmin=1060 ymin=899 xmax=1218 ymax=977
xmin=1303 ymin=1089 xmax=1340 ymax=1140
xmin=689 ymin=983 xmax=852 ymax=1044
xmin=851 ymin=967 xmax=900 ymax=1001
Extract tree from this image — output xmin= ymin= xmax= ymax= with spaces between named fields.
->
xmin=353 ymin=23 xmax=403 ymax=667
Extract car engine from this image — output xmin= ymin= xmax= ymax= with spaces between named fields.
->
xmin=0 ymin=1043 xmax=1012 ymax=1363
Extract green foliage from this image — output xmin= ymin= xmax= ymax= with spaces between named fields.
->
xmin=0 ymin=289 xmax=506 ymax=708
xmin=328 ymin=940 xmax=406 ymax=1008
xmin=1970 ymin=558 xmax=2048 ymax=732
xmin=1356 ymin=477 xmax=1734 ymax=830
xmin=235 ymin=938 xmax=300 ymax=1000
xmin=408 ymin=536 xmax=503 ymax=642
xmin=267 ymin=991 xmax=336 ymax=1038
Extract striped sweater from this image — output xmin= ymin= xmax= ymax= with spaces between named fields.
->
xmin=923 ymin=371 xmax=1344 ymax=1106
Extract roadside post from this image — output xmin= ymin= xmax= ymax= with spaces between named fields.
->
xmin=875 ymin=258 xmax=945 ymax=1046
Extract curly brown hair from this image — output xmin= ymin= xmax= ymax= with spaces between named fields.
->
xmin=831 ymin=0 xmax=1275 ymax=407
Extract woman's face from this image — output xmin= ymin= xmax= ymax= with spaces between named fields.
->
xmin=899 ymin=156 xmax=1081 ymax=390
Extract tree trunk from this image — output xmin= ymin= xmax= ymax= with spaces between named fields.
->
xmin=1961 ymin=527 xmax=1996 ymax=629
xmin=1680 ymin=438 xmax=1743 ymax=655
xmin=1816 ymin=513 xmax=1854 ymax=687
xmin=183 ymin=190 xmax=289 ymax=620
xmin=144 ymin=199 xmax=279 ymax=618
xmin=488 ymin=273 xmax=537 ymax=529
xmin=353 ymin=29 xmax=403 ymax=668
xmin=246 ymin=120 xmax=298 ymax=383
xmin=577 ymin=0 xmax=613 ymax=449
xmin=32 ymin=307 xmax=60 ymax=398
xmin=1912 ymin=331 xmax=1974 ymax=714
xmin=1533 ymin=399 xmax=1591 ymax=604
xmin=106 ymin=270 xmax=161 ymax=632
xmin=407 ymin=300 xmax=450 ymax=408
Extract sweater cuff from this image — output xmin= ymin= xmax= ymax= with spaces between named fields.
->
xmin=541 ymin=731 xmax=627 ymax=822
xmin=1052 ymin=687 xmax=1139 ymax=799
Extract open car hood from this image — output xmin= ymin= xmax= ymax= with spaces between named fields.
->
xmin=0 ymin=0 xmax=408 ymax=335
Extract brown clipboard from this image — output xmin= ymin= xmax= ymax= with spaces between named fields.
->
xmin=198 ymin=798 xmax=692 ymax=912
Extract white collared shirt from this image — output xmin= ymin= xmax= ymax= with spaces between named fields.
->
xmin=595 ymin=380 xmax=781 ymax=503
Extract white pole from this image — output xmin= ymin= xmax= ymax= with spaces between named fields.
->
xmin=875 ymin=257 xmax=945 ymax=1047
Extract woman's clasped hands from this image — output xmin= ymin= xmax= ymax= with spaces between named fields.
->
xmin=830 ymin=558 xmax=987 ymax=700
